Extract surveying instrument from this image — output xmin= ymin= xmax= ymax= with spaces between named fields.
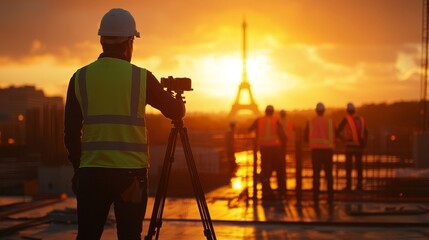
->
xmin=145 ymin=77 xmax=217 ymax=240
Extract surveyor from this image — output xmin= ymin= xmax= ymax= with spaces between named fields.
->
xmin=64 ymin=8 xmax=185 ymax=239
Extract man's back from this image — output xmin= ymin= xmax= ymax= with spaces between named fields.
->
xmin=63 ymin=8 xmax=186 ymax=239
xmin=308 ymin=116 xmax=335 ymax=150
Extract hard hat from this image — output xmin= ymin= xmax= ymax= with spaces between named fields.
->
xmin=347 ymin=102 xmax=355 ymax=112
xmin=265 ymin=105 xmax=274 ymax=115
xmin=316 ymin=102 xmax=325 ymax=112
xmin=98 ymin=8 xmax=140 ymax=38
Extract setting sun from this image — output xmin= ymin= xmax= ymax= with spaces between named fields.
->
xmin=0 ymin=1 xmax=422 ymax=113
xmin=194 ymin=53 xmax=272 ymax=97
xmin=0 ymin=2 xmax=428 ymax=239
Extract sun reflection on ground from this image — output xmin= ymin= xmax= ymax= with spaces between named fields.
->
xmin=231 ymin=178 xmax=243 ymax=190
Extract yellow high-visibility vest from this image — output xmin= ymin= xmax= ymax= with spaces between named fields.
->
xmin=74 ymin=57 xmax=148 ymax=168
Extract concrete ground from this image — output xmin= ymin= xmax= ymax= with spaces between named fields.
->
xmin=1 ymin=190 xmax=429 ymax=240
xmin=2 ymin=151 xmax=429 ymax=239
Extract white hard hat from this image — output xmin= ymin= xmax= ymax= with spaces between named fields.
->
xmin=98 ymin=8 xmax=140 ymax=38
xmin=265 ymin=105 xmax=274 ymax=115
xmin=347 ymin=102 xmax=355 ymax=112
xmin=316 ymin=102 xmax=325 ymax=112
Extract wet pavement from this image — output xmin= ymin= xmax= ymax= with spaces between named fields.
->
xmin=1 ymin=190 xmax=429 ymax=240
xmin=2 ymin=150 xmax=429 ymax=239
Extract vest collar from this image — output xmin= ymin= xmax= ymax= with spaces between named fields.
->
xmin=98 ymin=51 xmax=130 ymax=62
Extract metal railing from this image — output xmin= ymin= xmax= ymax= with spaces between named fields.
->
xmin=228 ymin=129 xmax=428 ymax=203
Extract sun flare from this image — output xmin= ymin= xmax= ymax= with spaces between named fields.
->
xmin=195 ymin=53 xmax=273 ymax=97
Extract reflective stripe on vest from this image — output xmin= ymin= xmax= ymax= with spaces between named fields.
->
xmin=309 ymin=117 xmax=334 ymax=149
xmin=75 ymin=58 xmax=148 ymax=168
xmin=78 ymin=66 xmax=145 ymax=128
xmin=257 ymin=116 xmax=281 ymax=146
xmin=345 ymin=115 xmax=364 ymax=146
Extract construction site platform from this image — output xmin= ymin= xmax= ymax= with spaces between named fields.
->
xmin=1 ymin=187 xmax=429 ymax=240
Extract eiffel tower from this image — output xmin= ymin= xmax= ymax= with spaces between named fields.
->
xmin=229 ymin=19 xmax=259 ymax=118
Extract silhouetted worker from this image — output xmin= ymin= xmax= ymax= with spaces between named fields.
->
xmin=226 ymin=120 xmax=238 ymax=172
xmin=305 ymin=103 xmax=335 ymax=205
xmin=64 ymin=8 xmax=185 ymax=240
xmin=336 ymin=102 xmax=368 ymax=191
xmin=279 ymin=109 xmax=294 ymax=192
xmin=279 ymin=109 xmax=295 ymax=152
xmin=248 ymin=105 xmax=286 ymax=199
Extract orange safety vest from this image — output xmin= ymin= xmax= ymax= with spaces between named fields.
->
xmin=344 ymin=114 xmax=365 ymax=146
xmin=257 ymin=116 xmax=281 ymax=147
xmin=280 ymin=118 xmax=295 ymax=150
xmin=309 ymin=116 xmax=335 ymax=149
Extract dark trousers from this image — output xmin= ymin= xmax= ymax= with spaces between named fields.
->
xmin=76 ymin=168 xmax=148 ymax=240
xmin=345 ymin=147 xmax=363 ymax=190
xmin=311 ymin=149 xmax=334 ymax=203
xmin=260 ymin=146 xmax=286 ymax=196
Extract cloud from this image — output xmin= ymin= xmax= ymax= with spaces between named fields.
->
xmin=395 ymin=49 xmax=420 ymax=81
xmin=0 ymin=0 xmax=421 ymax=59
xmin=0 ymin=0 xmax=423 ymax=112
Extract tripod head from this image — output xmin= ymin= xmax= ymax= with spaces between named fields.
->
xmin=173 ymin=90 xmax=187 ymax=104
xmin=160 ymin=76 xmax=192 ymax=127
xmin=161 ymin=75 xmax=193 ymax=103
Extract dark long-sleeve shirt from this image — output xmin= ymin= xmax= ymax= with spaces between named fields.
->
xmin=64 ymin=51 xmax=185 ymax=170
xmin=335 ymin=115 xmax=368 ymax=147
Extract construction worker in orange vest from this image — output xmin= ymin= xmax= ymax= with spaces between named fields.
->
xmin=249 ymin=105 xmax=287 ymax=200
xmin=305 ymin=102 xmax=335 ymax=205
xmin=336 ymin=102 xmax=368 ymax=191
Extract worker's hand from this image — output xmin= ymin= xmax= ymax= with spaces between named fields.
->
xmin=71 ymin=169 xmax=79 ymax=196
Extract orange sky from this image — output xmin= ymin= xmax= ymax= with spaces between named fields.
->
xmin=0 ymin=0 xmax=423 ymax=113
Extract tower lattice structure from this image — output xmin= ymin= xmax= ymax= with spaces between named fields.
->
xmin=229 ymin=20 xmax=259 ymax=118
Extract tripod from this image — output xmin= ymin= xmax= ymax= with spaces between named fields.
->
xmin=145 ymin=92 xmax=216 ymax=240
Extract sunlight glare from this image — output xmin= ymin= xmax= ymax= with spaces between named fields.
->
xmin=195 ymin=53 xmax=272 ymax=99
xmin=231 ymin=177 xmax=244 ymax=190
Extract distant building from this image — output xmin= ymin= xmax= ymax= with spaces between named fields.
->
xmin=0 ymin=85 xmax=63 ymax=145
xmin=0 ymin=86 xmax=65 ymax=194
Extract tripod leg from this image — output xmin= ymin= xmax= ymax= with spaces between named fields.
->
xmin=145 ymin=127 xmax=178 ymax=240
xmin=179 ymin=127 xmax=217 ymax=240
